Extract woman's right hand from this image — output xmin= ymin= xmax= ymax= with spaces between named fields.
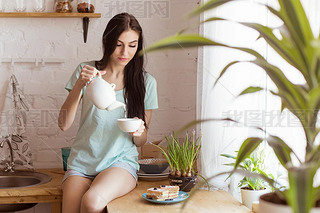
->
xmin=59 ymin=65 xmax=106 ymax=131
xmin=77 ymin=65 xmax=106 ymax=87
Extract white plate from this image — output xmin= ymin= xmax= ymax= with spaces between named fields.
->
xmin=138 ymin=175 xmax=169 ymax=181
xmin=137 ymin=167 xmax=170 ymax=180
xmin=137 ymin=167 xmax=170 ymax=176
xmin=142 ymin=191 xmax=189 ymax=204
xmin=137 ymin=172 xmax=170 ymax=177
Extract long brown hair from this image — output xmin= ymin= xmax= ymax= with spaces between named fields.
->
xmin=95 ymin=13 xmax=146 ymax=125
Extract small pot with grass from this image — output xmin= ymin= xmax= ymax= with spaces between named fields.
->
xmin=153 ymin=130 xmax=205 ymax=192
xmin=221 ymin=148 xmax=274 ymax=210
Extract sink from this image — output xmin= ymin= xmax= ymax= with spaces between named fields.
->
xmin=0 ymin=203 xmax=37 ymax=212
xmin=0 ymin=171 xmax=52 ymax=212
xmin=0 ymin=171 xmax=51 ymax=189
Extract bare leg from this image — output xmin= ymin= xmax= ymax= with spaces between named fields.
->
xmin=80 ymin=167 xmax=136 ymax=213
xmin=62 ymin=176 xmax=93 ymax=213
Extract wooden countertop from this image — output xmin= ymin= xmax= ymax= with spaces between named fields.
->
xmin=0 ymin=169 xmax=252 ymax=213
xmin=0 ymin=169 xmax=64 ymax=204
xmin=109 ymin=180 xmax=252 ymax=213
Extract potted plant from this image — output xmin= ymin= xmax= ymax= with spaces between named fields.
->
xmin=142 ymin=0 xmax=320 ymax=212
xmin=152 ymin=130 xmax=202 ymax=192
xmin=221 ymin=148 xmax=273 ymax=210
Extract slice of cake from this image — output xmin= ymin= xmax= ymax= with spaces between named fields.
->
xmin=146 ymin=187 xmax=169 ymax=201
xmin=160 ymin=185 xmax=179 ymax=199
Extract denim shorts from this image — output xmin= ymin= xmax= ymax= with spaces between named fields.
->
xmin=62 ymin=161 xmax=138 ymax=183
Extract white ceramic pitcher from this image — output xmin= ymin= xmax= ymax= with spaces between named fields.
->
xmin=85 ymin=70 xmax=126 ymax=111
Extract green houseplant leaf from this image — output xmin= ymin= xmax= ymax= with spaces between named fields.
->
xmin=233 ymin=138 xmax=263 ymax=171
xmin=239 ymin=86 xmax=264 ymax=96
xmin=266 ymin=135 xmax=297 ymax=169
xmin=286 ymin=164 xmax=318 ymax=213
xmin=141 ymin=34 xmax=219 ymax=54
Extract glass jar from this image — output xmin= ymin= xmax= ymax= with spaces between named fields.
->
xmin=0 ymin=0 xmax=6 ymax=12
xmin=55 ymin=0 xmax=73 ymax=13
xmin=15 ymin=0 xmax=26 ymax=12
xmin=33 ymin=0 xmax=46 ymax=12
xmin=77 ymin=0 xmax=95 ymax=13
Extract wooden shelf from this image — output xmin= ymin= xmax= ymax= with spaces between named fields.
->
xmin=0 ymin=12 xmax=101 ymax=43
xmin=0 ymin=12 xmax=101 ymax=18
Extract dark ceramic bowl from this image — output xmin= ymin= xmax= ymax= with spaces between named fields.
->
xmin=138 ymin=158 xmax=169 ymax=174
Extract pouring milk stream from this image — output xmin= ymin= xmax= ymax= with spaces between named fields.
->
xmin=86 ymin=68 xmax=142 ymax=132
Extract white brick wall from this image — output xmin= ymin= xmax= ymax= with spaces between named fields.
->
xmin=0 ymin=0 xmax=199 ymax=212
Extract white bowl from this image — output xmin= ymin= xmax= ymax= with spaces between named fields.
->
xmin=117 ymin=118 xmax=142 ymax=132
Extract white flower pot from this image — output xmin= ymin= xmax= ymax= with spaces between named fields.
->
xmin=259 ymin=192 xmax=320 ymax=213
xmin=241 ymin=188 xmax=268 ymax=210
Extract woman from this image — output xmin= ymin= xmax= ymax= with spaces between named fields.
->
xmin=58 ymin=13 xmax=158 ymax=213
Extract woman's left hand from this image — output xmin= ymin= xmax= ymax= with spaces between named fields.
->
xmin=129 ymin=118 xmax=145 ymax=137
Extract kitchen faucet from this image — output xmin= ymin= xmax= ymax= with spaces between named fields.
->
xmin=0 ymin=138 xmax=15 ymax=172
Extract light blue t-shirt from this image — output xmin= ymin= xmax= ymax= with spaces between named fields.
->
xmin=65 ymin=61 xmax=158 ymax=175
